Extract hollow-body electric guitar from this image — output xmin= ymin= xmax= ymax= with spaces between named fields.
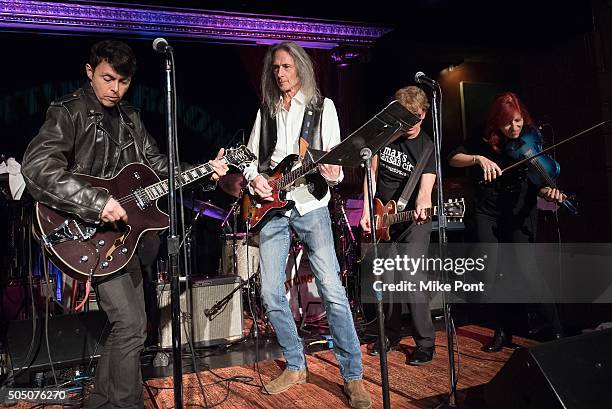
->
xmin=36 ymin=145 xmax=255 ymax=280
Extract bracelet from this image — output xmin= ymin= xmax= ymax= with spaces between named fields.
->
xmin=472 ymin=155 xmax=476 ymax=164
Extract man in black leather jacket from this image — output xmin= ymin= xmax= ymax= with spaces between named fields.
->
xmin=22 ymin=40 xmax=227 ymax=408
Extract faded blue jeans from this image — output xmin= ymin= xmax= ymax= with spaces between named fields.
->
xmin=259 ymin=206 xmax=363 ymax=381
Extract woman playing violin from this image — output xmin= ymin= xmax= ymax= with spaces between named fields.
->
xmin=448 ymin=92 xmax=564 ymax=352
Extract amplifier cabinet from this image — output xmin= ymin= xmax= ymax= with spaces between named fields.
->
xmin=157 ymin=276 xmax=243 ymax=348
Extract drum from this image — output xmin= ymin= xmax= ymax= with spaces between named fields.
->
xmin=220 ymin=233 xmax=259 ymax=281
xmin=285 ymin=248 xmax=326 ymax=323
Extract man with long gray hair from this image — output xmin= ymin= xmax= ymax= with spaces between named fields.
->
xmin=243 ymin=41 xmax=371 ymax=409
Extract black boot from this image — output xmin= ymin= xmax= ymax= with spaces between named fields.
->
xmin=407 ymin=345 xmax=435 ymax=366
xmin=484 ymin=328 xmax=512 ymax=352
xmin=367 ymin=336 xmax=400 ymax=356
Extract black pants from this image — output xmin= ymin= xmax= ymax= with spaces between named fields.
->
xmin=385 ymin=222 xmax=435 ymax=348
xmin=470 ymin=211 xmax=561 ymax=335
xmin=86 ymin=232 xmax=160 ymax=409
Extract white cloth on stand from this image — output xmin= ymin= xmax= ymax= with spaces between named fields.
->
xmin=0 ymin=157 xmax=26 ymax=200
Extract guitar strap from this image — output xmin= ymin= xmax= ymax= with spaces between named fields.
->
xmin=396 ymin=138 xmax=434 ymax=212
xmin=299 ymin=106 xmax=321 ymax=156
xmin=299 ymin=105 xmax=327 ymax=200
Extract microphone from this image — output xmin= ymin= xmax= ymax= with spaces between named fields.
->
xmin=414 ymin=71 xmax=438 ymax=87
xmin=203 ymin=307 xmax=217 ymax=320
xmin=152 ymin=37 xmax=171 ymax=53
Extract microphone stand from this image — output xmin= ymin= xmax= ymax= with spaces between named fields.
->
xmin=221 ymin=196 xmax=241 ymax=276
xmin=424 ymin=78 xmax=458 ymax=408
xmin=161 ymin=46 xmax=183 ymax=409
xmin=361 ymin=147 xmax=391 ymax=409
xmin=314 ymin=100 xmax=422 ymax=409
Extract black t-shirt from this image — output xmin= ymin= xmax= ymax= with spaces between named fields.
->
xmin=447 ymin=129 xmax=539 ymax=218
xmin=102 ymin=105 xmax=120 ymax=140
xmin=376 ymin=130 xmax=435 ymax=206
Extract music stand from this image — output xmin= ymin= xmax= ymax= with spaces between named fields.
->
xmin=317 ymin=100 xmax=420 ymax=167
xmin=316 ymin=100 xmax=420 ymax=409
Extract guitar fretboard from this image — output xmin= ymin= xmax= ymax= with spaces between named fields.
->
xmin=387 ymin=207 xmax=436 ymax=226
xmin=145 ymin=162 xmax=215 ymax=200
xmin=273 ymin=160 xmax=318 ymax=190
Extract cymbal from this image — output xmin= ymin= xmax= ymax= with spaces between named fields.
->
xmin=219 ymin=173 xmax=247 ymax=197
xmin=181 ymin=198 xmax=227 ymax=221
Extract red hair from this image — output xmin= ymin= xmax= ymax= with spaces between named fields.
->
xmin=484 ymin=92 xmax=534 ymax=152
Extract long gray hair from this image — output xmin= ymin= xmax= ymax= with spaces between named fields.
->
xmin=261 ymin=41 xmax=322 ymax=116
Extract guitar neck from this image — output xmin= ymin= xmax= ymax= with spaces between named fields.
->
xmin=387 ymin=206 xmax=436 ymax=226
xmin=145 ymin=162 xmax=216 ymax=201
xmin=275 ymin=160 xmax=318 ymax=189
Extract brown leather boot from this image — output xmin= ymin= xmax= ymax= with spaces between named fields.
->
xmin=261 ymin=368 xmax=308 ymax=395
xmin=344 ymin=379 xmax=372 ymax=409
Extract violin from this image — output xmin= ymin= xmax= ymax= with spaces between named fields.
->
xmin=504 ymin=126 xmax=578 ymax=214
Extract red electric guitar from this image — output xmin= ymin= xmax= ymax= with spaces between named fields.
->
xmin=240 ymin=151 xmax=322 ymax=233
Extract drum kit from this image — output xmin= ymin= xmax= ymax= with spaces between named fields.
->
xmin=178 ymin=172 xmax=362 ymax=329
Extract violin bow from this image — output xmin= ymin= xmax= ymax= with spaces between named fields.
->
xmin=501 ymin=120 xmax=611 ymax=173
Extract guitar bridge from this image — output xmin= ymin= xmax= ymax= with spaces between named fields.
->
xmin=42 ymin=219 xmax=96 ymax=248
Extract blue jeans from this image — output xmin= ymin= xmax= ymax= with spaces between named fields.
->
xmin=259 ymin=207 xmax=363 ymax=381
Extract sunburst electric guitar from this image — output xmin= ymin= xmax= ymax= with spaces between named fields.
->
xmin=368 ymin=197 xmax=466 ymax=241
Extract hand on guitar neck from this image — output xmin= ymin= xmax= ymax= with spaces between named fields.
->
xmin=360 ymin=197 xmax=465 ymax=242
xmin=100 ymin=148 xmax=229 ymax=224
xmin=249 ymin=157 xmax=339 ymax=202
xmin=412 ymin=199 xmax=432 ymax=225
xmin=359 ymin=199 xmax=432 ymax=233
xmin=209 ymin=147 xmax=229 ymax=181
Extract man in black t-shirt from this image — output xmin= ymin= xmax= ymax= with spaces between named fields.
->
xmin=360 ymin=86 xmax=436 ymax=365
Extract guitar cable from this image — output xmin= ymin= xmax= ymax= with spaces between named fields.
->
xmin=15 ymin=217 xmax=103 ymax=401
xmin=43 ymin=286 xmax=58 ymax=386
xmin=30 ymin=227 xmax=70 ymax=313
xmin=1 ymin=222 xmax=38 ymax=388
xmin=244 ymin=217 xmax=269 ymax=392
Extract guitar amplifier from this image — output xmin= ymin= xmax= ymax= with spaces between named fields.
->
xmin=6 ymin=311 xmax=109 ymax=374
xmin=157 ymin=276 xmax=243 ymax=348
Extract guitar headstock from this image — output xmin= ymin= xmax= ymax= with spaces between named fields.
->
xmin=224 ymin=145 xmax=256 ymax=170
xmin=443 ymin=198 xmax=466 ymax=222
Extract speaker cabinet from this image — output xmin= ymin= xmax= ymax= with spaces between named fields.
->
xmin=157 ymin=276 xmax=243 ymax=348
xmin=485 ymin=328 xmax=612 ymax=409
xmin=7 ymin=311 xmax=109 ymax=373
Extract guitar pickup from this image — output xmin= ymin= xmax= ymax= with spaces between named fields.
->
xmin=134 ymin=188 xmax=152 ymax=210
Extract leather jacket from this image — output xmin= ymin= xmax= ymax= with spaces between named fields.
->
xmin=23 ymin=84 xmax=195 ymax=224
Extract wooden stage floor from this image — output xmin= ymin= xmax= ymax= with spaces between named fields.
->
xmin=141 ymin=325 xmax=537 ymax=409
